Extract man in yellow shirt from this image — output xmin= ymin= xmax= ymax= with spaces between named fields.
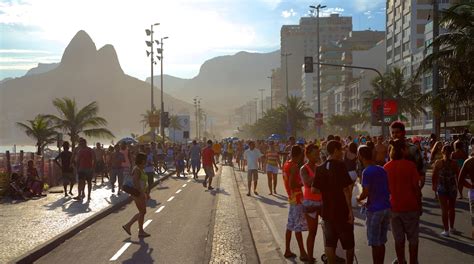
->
xmin=212 ymin=142 xmax=222 ymax=164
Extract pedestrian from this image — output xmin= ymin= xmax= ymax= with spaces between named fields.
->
xmin=356 ymin=145 xmax=391 ymax=264
xmin=54 ymin=141 xmax=75 ymax=197
xmin=374 ymin=136 xmax=388 ymax=166
xmin=432 ymin=144 xmax=459 ymax=236
xmin=283 ymin=145 xmax=309 ymax=262
xmin=244 ymin=141 xmax=263 ymax=196
xmin=110 ymin=144 xmax=125 ymax=194
xmin=212 ymin=141 xmax=221 ymax=164
xmin=312 ymin=140 xmax=355 ymax=264
xmin=384 ymin=139 xmax=422 ymax=264
xmin=93 ymin=142 xmax=106 ymax=184
xmin=202 ymin=140 xmax=218 ymax=190
xmin=189 ymin=140 xmax=202 ymax=179
xmin=175 ymin=146 xmax=186 ymax=177
xmin=122 ymin=153 xmax=151 ymax=238
xmin=74 ymin=138 xmax=96 ymax=201
xmin=344 ymin=142 xmax=358 ymax=183
xmin=300 ymin=144 xmax=322 ymax=263
xmin=431 ymin=141 xmax=443 ymax=165
xmin=26 ymin=160 xmax=46 ymax=197
xmin=266 ymin=140 xmax=281 ymax=195
xmin=120 ymin=142 xmax=132 ymax=193
xmin=144 ymin=146 xmax=155 ymax=193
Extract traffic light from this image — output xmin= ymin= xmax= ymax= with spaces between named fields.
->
xmin=304 ymin=56 xmax=314 ymax=73
xmin=162 ymin=112 xmax=170 ymax=128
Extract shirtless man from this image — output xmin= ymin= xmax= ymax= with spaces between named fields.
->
xmin=374 ymin=136 xmax=388 ymax=166
xmin=458 ymin=157 xmax=474 ymax=239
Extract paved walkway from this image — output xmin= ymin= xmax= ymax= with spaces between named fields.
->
xmin=0 ymin=174 xmax=165 ymax=263
xmin=234 ymin=167 xmax=473 ymax=264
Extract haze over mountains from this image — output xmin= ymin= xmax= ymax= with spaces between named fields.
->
xmin=0 ymin=30 xmax=280 ymax=144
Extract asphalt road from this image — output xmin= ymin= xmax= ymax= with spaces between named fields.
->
xmin=36 ymin=172 xmax=219 ymax=264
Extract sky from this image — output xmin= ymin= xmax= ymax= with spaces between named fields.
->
xmin=0 ymin=0 xmax=387 ymax=81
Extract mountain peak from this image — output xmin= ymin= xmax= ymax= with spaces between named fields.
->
xmin=97 ymin=44 xmax=123 ymax=74
xmin=60 ymin=30 xmax=97 ymax=67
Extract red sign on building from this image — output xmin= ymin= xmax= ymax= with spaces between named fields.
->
xmin=371 ymin=99 xmax=398 ymax=116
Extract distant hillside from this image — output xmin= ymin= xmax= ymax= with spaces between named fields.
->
xmin=147 ymin=50 xmax=280 ymax=111
xmin=0 ymin=30 xmax=196 ymax=145
xmin=25 ymin=63 xmax=59 ymax=76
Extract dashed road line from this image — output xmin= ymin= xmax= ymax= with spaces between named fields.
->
xmin=176 ymin=189 xmax=182 ymax=194
xmin=182 ymin=184 xmax=187 ymax=187
xmin=156 ymin=205 xmax=165 ymax=213
xmin=143 ymin=219 xmax=152 ymax=229
xmin=110 ymin=242 xmax=131 ymax=261
xmin=167 ymin=196 xmax=175 ymax=202
xmin=187 ymin=179 xmax=192 ymax=182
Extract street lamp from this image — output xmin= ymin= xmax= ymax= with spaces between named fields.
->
xmin=193 ymin=97 xmax=201 ymax=139
xmin=309 ymin=4 xmax=326 ymax=138
xmin=281 ymin=52 xmax=292 ymax=136
xmin=145 ymin=22 xmax=160 ymax=141
xmin=258 ymin=88 xmax=265 ymax=118
xmin=267 ymin=75 xmax=273 ymax=110
xmin=254 ymin=98 xmax=259 ymax=124
xmin=157 ymin=36 xmax=169 ymax=146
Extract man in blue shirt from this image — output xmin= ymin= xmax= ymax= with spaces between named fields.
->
xmin=357 ymin=145 xmax=391 ymax=264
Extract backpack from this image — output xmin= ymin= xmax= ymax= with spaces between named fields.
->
xmin=437 ymin=160 xmax=457 ymax=197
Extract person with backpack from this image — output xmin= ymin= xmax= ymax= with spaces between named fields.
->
xmin=432 ymin=144 xmax=460 ymax=237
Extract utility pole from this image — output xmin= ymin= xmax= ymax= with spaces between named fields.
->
xmin=254 ymin=98 xmax=259 ymax=124
xmin=432 ymin=0 xmax=441 ymax=138
xmin=258 ymin=88 xmax=265 ymax=118
xmin=158 ymin=36 xmax=168 ymax=146
xmin=267 ymin=75 xmax=273 ymax=110
xmin=145 ymin=23 xmax=159 ymax=141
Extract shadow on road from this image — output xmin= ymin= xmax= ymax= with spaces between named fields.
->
xmin=255 ymin=195 xmax=287 ymax=208
xmin=122 ymin=238 xmax=155 ymax=264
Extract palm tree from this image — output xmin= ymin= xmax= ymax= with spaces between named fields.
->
xmin=417 ymin=2 xmax=474 ymax=104
xmin=17 ymin=115 xmax=58 ymax=154
xmin=140 ymin=109 xmax=160 ymax=130
xmin=362 ymin=67 xmax=425 ymax=120
xmin=280 ymin=96 xmax=313 ymax=136
xmin=169 ymin=115 xmax=183 ymax=142
xmin=45 ymin=97 xmax=114 ymax=150
xmin=328 ymin=111 xmax=369 ymax=136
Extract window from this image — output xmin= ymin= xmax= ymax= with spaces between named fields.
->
xmin=403 ymin=42 xmax=410 ymax=52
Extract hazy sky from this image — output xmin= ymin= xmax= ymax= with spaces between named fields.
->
xmin=0 ymin=0 xmax=386 ymax=80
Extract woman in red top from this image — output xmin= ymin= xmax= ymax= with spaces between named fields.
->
xmin=300 ymin=144 xmax=322 ymax=263
xmin=384 ymin=139 xmax=421 ymax=264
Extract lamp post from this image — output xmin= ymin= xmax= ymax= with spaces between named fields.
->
xmin=309 ymin=4 xmax=326 ymax=138
xmin=157 ymin=36 xmax=168 ymax=146
xmin=258 ymin=88 xmax=265 ymax=118
xmin=193 ymin=97 xmax=200 ymax=139
xmin=254 ymin=98 xmax=259 ymax=124
xmin=267 ymin=75 xmax=273 ymax=110
xmin=281 ymin=52 xmax=292 ymax=136
xmin=145 ymin=23 xmax=160 ymax=140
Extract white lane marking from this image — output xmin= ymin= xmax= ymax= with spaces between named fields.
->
xmin=143 ymin=219 xmax=152 ymax=229
xmin=167 ymin=196 xmax=175 ymax=202
xmin=176 ymin=189 xmax=182 ymax=194
xmin=110 ymin=242 xmax=131 ymax=261
xmin=182 ymin=184 xmax=187 ymax=187
xmin=187 ymin=179 xmax=192 ymax=182
xmin=156 ymin=205 xmax=165 ymax=213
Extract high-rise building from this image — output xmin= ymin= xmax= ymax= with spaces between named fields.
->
xmin=280 ymin=14 xmax=352 ymax=100
xmin=270 ymin=68 xmax=284 ymax=108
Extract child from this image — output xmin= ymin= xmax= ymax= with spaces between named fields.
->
xmin=26 ymin=160 xmax=46 ymax=197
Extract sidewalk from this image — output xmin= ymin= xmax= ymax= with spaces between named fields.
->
xmin=234 ymin=168 xmax=473 ymax=264
xmin=0 ymin=173 xmax=168 ymax=263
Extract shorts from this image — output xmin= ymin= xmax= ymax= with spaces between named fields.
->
xmin=287 ymin=204 xmax=308 ymax=232
xmin=390 ymin=211 xmax=420 ymax=245
xmin=191 ymin=159 xmax=201 ymax=171
xmin=77 ymin=169 xmax=93 ymax=181
xmin=247 ymin=169 xmax=258 ymax=182
xmin=266 ymin=164 xmax=279 ymax=174
xmin=62 ymin=172 xmax=75 ymax=184
xmin=322 ymin=221 xmax=355 ymax=250
xmin=303 ymin=199 xmax=322 ymax=218
xmin=110 ymin=168 xmax=124 ymax=186
xmin=95 ymin=161 xmax=105 ymax=173
xmin=366 ymin=209 xmax=390 ymax=246
xmin=203 ymin=166 xmax=215 ymax=178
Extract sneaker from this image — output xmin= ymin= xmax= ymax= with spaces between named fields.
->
xmin=441 ymin=230 xmax=450 ymax=237
xmin=449 ymin=228 xmax=457 ymax=234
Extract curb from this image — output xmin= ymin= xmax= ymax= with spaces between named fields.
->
xmin=14 ymin=171 xmax=174 ymax=264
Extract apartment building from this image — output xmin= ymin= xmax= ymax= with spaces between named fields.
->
xmin=270 ymin=68 xmax=284 ymax=108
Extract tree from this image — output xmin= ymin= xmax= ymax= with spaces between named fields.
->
xmin=362 ymin=67 xmax=425 ymax=120
xmin=169 ymin=115 xmax=183 ymax=142
xmin=327 ymin=111 xmax=369 ymax=136
xmin=140 ymin=109 xmax=160 ymax=130
xmin=280 ymin=96 xmax=313 ymax=136
xmin=17 ymin=115 xmax=58 ymax=155
xmin=45 ymin=97 xmax=114 ymax=150
xmin=417 ymin=2 xmax=474 ymax=104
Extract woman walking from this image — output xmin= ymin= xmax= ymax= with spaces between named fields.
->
xmin=122 ymin=153 xmax=151 ymax=238
xmin=300 ymin=144 xmax=322 ymax=263
xmin=265 ymin=141 xmax=281 ymax=195
xmin=432 ymin=145 xmax=459 ymax=236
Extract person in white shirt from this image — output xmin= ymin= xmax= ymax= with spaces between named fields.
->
xmin=244 ymin=141 xmax=263 ymax=196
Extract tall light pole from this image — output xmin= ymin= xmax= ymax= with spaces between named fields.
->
xmin=254 ymin=98 xmax=259 ymax=124
xmin=310 ymin=4 xmax=326 ymax=138
xmin=432 ymin=0 xmax=441 ymax=138
xmin=145 ymin=23 xmax=160 ymax=141
xmin=193 ymin=97 xmax=200 ymax=139
xmin=258 ymin=88 xmax=265 ymax=118
xmin=267 ymin=75 xmax=273 ymax=110
xmin=157 ymin=36 xmax=169 ymax=146
xmin=281 ymin=52 xmax=292 ymax=136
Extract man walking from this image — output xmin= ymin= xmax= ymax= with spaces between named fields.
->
xmin=54 ymin=141 xmax=75 ymax=197
xmin=189 ymin=140 xmax=202 ymax=179
xmin=244 ymin=141 xmax=263 ymax=196
xmin=357 ymin=145 xmax=391 ymax=264
xmin=312 ymin=140 xmax=355 ymax=264
xmin=94 ymin=142 xmax=106 ymax=184
xmin=202 ymin=140 xmax=218 ymax=190
xmin=74 ymin=138 xmax=96 ymax=201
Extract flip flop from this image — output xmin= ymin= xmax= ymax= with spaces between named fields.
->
xmin=122 ymin=225 xmax=131 ymax=236
xmin=138 ymin=232 xmax=151 ymax=238
xmin=284 ymin=252 xmax=297 ymax=258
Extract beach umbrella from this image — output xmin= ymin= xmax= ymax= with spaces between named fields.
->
xmin=118 ymin=137 xmax=138 ymax=144
xmin=270 ymin=134 xmax=282 ymax=140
